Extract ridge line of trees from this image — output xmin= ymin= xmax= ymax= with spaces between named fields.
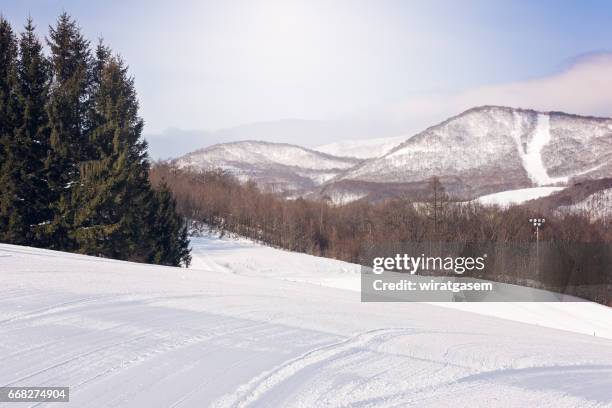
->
xmin=0 ymin=14 xmax=190 ymax=266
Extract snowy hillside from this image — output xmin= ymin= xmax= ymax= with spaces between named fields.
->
xmin=2 ymin=238 xmax=612 ymax=407
xmin=314 ymin=135 xmax=407 ymax=159
xmin=331 ymin=106 xmax=612 ymax=199
xmin=174 ymin=141 xmax=360 ymax=195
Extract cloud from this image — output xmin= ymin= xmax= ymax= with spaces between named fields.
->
xmin=459 ymin=53 xmax=612 ymax=117
xmin=387 ymin=52 xmax=612 ymax=123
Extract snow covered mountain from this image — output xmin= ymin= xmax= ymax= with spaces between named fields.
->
xmin=174 ymin=106 xmax=612 ymax=202
xmin=175 ymin=141 xmax=361 ymax=195
xmin=323 ymin=106 xmax=612 ymax=200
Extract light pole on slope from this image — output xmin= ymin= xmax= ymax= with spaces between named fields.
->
xmin=529 ymin=218 xmax=545 ymax=276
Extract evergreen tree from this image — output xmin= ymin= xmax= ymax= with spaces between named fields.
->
xmin=84 ymin=39 xmax=111 ymax=157
xmin=73 ymin=55 xmax=190 ymax=266
xmin=44 ymin=13 xmax=91 ymax=250
xmin=148 ymin=184 xmax=192 ymax=267
xmin=0 ymin=17 xmax=18 ymax=164
xmin=71 ymin=56 xmax=155 ymax=262
xmin=0 ymin=18 xmax=51 ymax=245
xmin=0 ymin=17 xmax=21 ymax=242
xmin=0 ymin=13 xmax=190 ymax=266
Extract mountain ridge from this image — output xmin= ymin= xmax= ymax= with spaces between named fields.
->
xmin=173 ymin=106 xmax=612 ymax=202
xmin=175 ymin=140 xmax=362 ymax=196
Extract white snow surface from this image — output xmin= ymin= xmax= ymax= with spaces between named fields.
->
xmin=314 ymin=135 xmax=407 ymax=159
xmin=523 ymin=114 xmax=555 ymax=185
xmin=475 ymin=186 xmax=566 ymax=207
xmin=2 ymin=237 xmax=612 ymax=407
xmin=520 ymin=114 xmax=568 ymax=185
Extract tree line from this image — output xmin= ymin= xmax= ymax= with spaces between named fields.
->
xmin=0 ymin=14 xmax=190 ymax=266
xmin=151 ymin=163 xmax=612 ymax=304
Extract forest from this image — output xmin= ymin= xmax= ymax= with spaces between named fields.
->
xmin=151 ymin=162 xmax=612 ymax=304
xmin=0 ymin=14 xmax=191 ymax=266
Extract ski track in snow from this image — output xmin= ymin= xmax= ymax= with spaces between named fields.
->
xmin=2 ymin=240 xmax=612 ymax=407
xmin=211 ymin=328 xmax=419 ymax=408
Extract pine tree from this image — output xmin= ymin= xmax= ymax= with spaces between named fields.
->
xmin=0 ymin=17 xmax=21 ymax=243
xmin=44 ymin=13 xmax=91 ymax=250
xmin=0 ymin=18 xmax=52 ymax=245
xmin=148 ymin=184 xmax=191 ymax=267
xmin=84 ymin=39 xmax=110 ymax=158
xmin=72 ymin=54 xmax=191 ymax=266
xmin=72 ymin=56 xmax=151 ymax=260
xmin=0 ymin=13 xmax=190 ymax=266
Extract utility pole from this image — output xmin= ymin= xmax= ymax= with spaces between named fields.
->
xmin=529 ymin=218 xmax=545 ymax=276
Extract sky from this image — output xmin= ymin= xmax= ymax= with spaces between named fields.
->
xmin=2 ymin=0 xmax=612 ymax=155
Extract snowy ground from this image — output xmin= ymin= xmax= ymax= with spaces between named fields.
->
xmin=474 ymin=186 xmax=566 ymax=207
xmin=522 ymin=114 xmax=569 ymax=185
xmin=191 ymin=234 xmax=612 ymax=340
xmin=1 ymin=236 xmax=612 ymax=407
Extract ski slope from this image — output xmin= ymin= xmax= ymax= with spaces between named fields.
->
xmin=1 ymin=238 xmax=612 ymax=407
xmin=474 ymin=186 xmax=566 ymax=207
xmin=521 ymin=114 xmax=568 ymax=186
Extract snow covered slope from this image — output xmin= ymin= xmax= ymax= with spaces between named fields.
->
xmin=190 ymin=233 xmax=612 ymax=339
xmin=2 ymin=239 xmax=612 ymax=407
xmin=175 ymin=141 xmax=361 ymax=195
xmin=475 ymin=187 xmax=566 ymax=207
xmin=314 ymin=135 xmax=407 ymax=159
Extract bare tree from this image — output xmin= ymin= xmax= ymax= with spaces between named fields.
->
xmin=423 ymin=176 xmax=450 ymax=237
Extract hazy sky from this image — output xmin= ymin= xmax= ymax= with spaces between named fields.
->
xmin=3 ymin=0 xmax=612 ymax=147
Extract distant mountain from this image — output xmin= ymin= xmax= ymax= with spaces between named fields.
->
xmin=146 ymin=118 xmax=412 ymax=160
xmin=173 ymin=106 xmax=612 ymax=203
xmin=175 ymin=141 xmax=361 ymax=196
xmin=314 ymin=135 xmax=407 ymax=159
xmin=322 ymin=106 xmax=612 ymax=201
